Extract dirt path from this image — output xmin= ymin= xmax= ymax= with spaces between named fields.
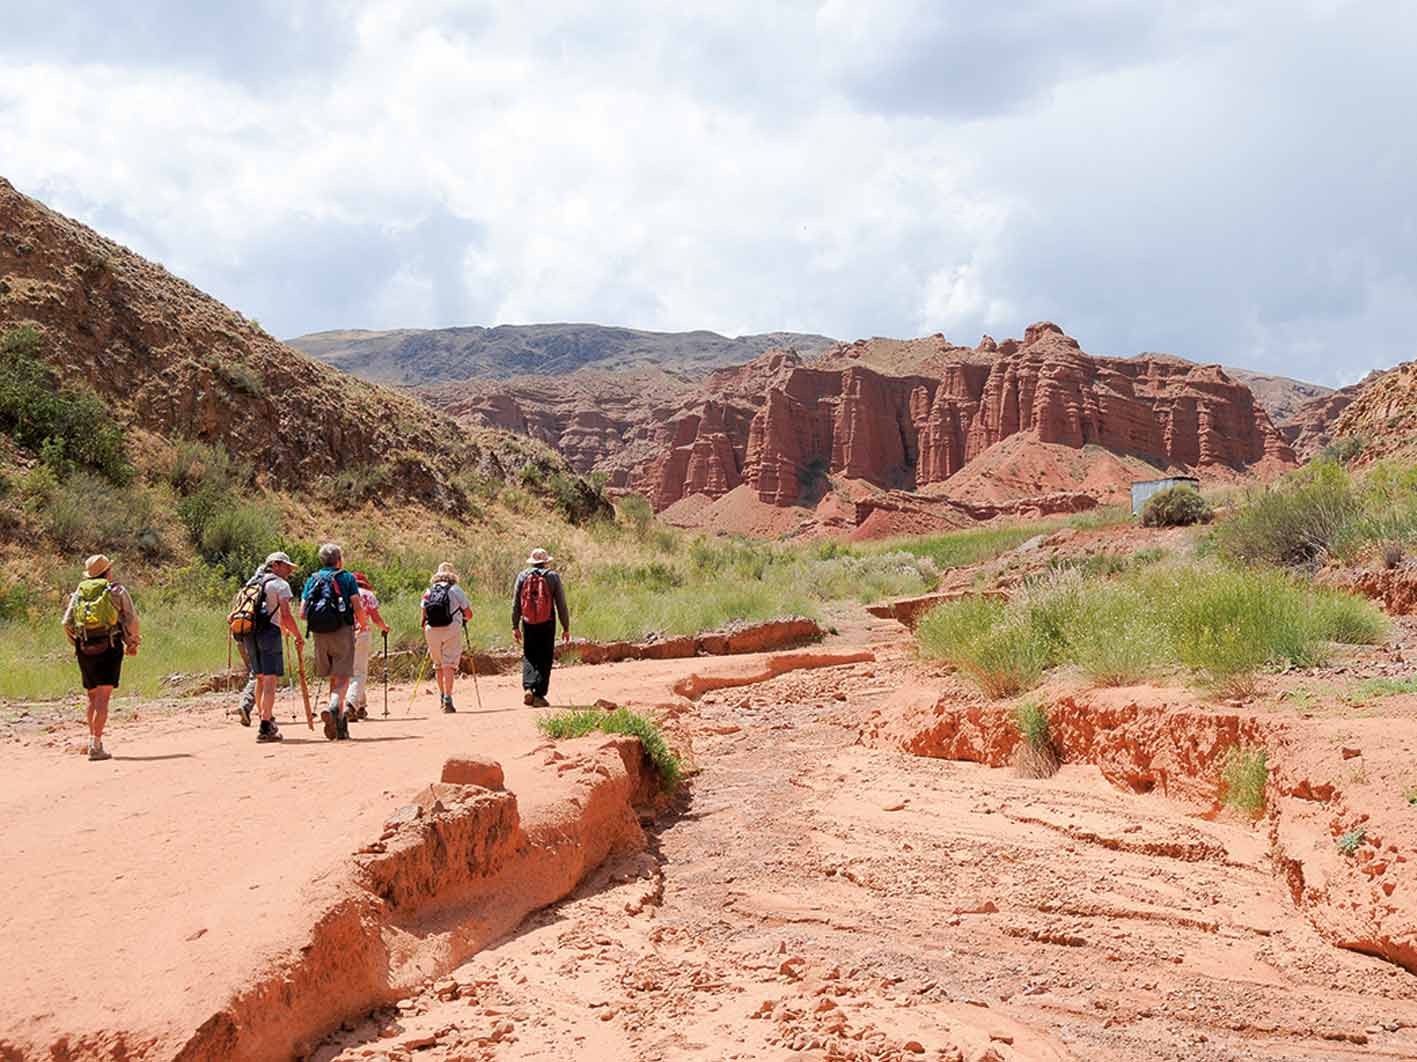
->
xmin=320 ymin=642 xmax=1417 ymax=1061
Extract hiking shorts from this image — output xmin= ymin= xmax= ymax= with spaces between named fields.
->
xmin=244 ymin=625 xmax=285 ymax=678
xmin=424 ymin=622 xmax=462 ymax=670
xmin=75 ymin=637 xmax=124 ymax=690
xmin=313 ymin=625 xmax=356 ymax=678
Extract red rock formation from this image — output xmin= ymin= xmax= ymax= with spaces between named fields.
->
xmin=429 ymin=322 xmax=1297 ymax=523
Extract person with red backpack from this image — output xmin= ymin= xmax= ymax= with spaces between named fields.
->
xmin=61 ymin=554 xmax=141 ymax=761
xmin=421 ymin=563 xmax=471 ymax=713
xmin=512 ymin=547 xmax=569 ymax=708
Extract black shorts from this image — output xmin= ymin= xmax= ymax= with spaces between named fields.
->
xmin=76 ymin=638 xmax=124 ymax=691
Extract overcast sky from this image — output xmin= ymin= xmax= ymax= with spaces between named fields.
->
xmin=2 ymin=1 xmax=1413 ymax=385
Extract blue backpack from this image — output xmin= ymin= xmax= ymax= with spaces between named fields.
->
xmin=305 ymin=572 xmax=349 ymax=634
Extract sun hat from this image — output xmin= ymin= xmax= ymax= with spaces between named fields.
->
xmin=84 ymin=554 xmax=113 ymax=578
xmin=526 ymin=548 xmax=552 ymax=566
xmin=265 ymin=551 xmax=295 ymax=568
xmin=433 ymin=562 xmax=459 ymax=584
xmin=353 ymin=570 xmax=371 ymax=590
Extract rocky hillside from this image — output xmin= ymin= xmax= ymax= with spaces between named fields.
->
xmin=1225 ymin=368 xmax=1333 ymax=425
xmin=1328 ymin=361 xmax=1417 ymax=462
xmin=0 ymin=177 xmax=530 ymax=504
xmin=432 ymin=322 xmax=1297 ymax=535
xmin=288 ymin=324 xmax=837 ymax=385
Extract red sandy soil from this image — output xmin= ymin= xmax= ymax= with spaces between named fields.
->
xmin=13 ymin=551 xmax=1417 ymax=1060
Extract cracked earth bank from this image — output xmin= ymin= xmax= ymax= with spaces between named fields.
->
xmin=317 ymin=626 xmax=1417 ymax=1062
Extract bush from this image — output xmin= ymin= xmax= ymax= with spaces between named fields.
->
xmin=1065 ymin=583 xmax=1166 ymax=686
xmin=214 ymin=360 xmax=265 ymax=397
xmin=618 ymin=494 xmax=654 ymax=538
xmin=1220 ymin=746 xmax=1267 ymax=815
xmin=199 ymin=502 xmax=281 ymax=581
xmin=0 ymin=326 xmax=132 ymax=483
xmin=1141 ymin=485 xmax=1212 ymax=527
xmin=27 ymin=470 xmax=161 ymax=558
xmin=0 ymin=578 xmax=34 ymax=621
xmin=536 ymin=706 xmax=683 ymax=789
xmin=1319 ymin=435 xmax=1366 ymax=465
xmin=325 ymin=463 xmax=391 ymax=509
xmin=1215 ymin=462 xmax=1359 ymax=567
xmin=163 ymin=440 xmax=246 ymax=497
xmin=917 ymin=596 xmax=1048 ymax=698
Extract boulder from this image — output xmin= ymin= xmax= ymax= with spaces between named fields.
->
xmin=440 ymin=755 xmax=505 ymax=790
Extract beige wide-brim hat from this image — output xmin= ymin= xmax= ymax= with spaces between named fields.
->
xmin=84 ymin=554 xmax=113 ymax=578
xmin=433 ymin=562 xmax=459 ymax=584
xmin=526 ymin=548 xmax=552 ymax=566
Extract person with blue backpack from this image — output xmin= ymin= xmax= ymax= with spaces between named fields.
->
xmin=61 ymin=554 xmax=141 ymax=761
xmin=299 ymin=543 xmax=367 ymax=741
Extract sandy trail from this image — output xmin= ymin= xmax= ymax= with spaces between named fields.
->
xmin=321 ymin=638 xmax=1417 ymax=1061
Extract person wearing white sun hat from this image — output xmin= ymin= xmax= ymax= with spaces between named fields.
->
xmin=512 ymin=547 xmax=569 ymax=708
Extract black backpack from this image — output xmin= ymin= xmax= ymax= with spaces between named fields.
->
xmin=305 ymin=572 xmax=349 ymax=634
xmin=425 ymin=582 xmax=456 ymax=628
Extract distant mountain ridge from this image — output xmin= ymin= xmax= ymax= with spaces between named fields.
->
xmin=287 ymin=324 xmax=838 ymax=385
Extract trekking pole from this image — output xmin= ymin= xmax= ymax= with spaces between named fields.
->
xmin=293 ymin=639 xmax=315 ymax=730
xmin=408 ymin=650 xmax=431 ymax=714
xmin=226 ymin=632 xmax=233 ymax=696
xmin=284 ymin=634 xmax=294 ymax=720
xmin=462 ymin=624 xmax=483 ymax=711
xmin=382 ymin=629 xmax=389 ymax=718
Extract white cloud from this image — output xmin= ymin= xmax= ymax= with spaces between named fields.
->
xmin=1 ymin=1 xmax=1413 ymax=384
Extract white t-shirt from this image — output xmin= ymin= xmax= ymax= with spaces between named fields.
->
xmin=262 ymin=575 xmax=293 ymax=624
xmin=421 ymin=582 xmax=471 ymax=627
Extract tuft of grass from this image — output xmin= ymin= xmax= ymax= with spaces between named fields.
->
xmin=1336 ymin=827 xmax=1366 ymax=855
xmin=1012 ymin=700 xmax=1060 ymax=779
xmin=917 ymin=596 xmax=1049 ymax=698
xmin=536 ymin=706 xmax=683 ymax=790
xmin=884 ymin=524 xmax=1051 ymax=570
xmin=1354 ymin=676 xmax=1417 ymax=700
xmin=1405 ymin=786 xmax=1417 ymax=807
xmin=1065 ymin=582 xmax=1166 ymax=686
xmin=1219 ymin=746 xmax=1268 ymax=815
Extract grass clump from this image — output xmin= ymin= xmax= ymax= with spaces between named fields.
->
xmin=1012 ymin=700 xmax=1059 ymax=778
xmin=536 ymin=706 xmax=683 ymax=790
xmin=1141 ymin=484 xmax=1212 ymax=528
xmin=1336 ymin=827 xmax=1366 ymax=855
xmin=1215 ymin=461 xmax=1359 ymax=567
xmin=1064 ymin=582 xmax=1166 ymax=686
xmin=1219 ymin=746 xmax=1268 ymax=815
xmin=1355 ymin=676 xmax=1417 ymax=700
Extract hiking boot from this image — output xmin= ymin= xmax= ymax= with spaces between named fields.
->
xmin=523 ymin=691 xmax=535 ymax=706
xmin=321 ymin=707 xmax=338 ymax=741
xmin=336 ymin=711 xmax=351 ymax=741
xmin=88 ymin=742 xmax=111 ymax=762
xmin=352 ymin=704 xmax=368 ymax=721
xmin=531 ymin=695 xmax=550 ymax=709
xmin=256 ymin=720 xmax=283 ymax=743
xmin=442 ymin=694 xmax=456 ymax=714
xmin=237 ymin=701 xmax=253 ymax=727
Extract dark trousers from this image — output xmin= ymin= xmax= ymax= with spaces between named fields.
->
xmin=521 ymin=620 xmax=556 ymax=697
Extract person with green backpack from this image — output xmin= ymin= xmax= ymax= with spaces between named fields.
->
xmin=61 ymin=554 xmax=141 ymax=762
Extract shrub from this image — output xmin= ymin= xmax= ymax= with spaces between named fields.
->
xmin=1319 ymin=435 xmax=1366 ymax=465
xmin=0 ymin=326 xmax=132 ymax=483
xmin=163 ymin=440 xmax=246 ymax=497
xmin=199 ymin=501 xmax=280 ymax=581
xmin=1141 ymin=485 xmax=1212 ymax=527
xmin=1012 ymin=700 xmax=1059 ymax=778
xmin=214 ymin=360 xmax=265 ymax=396
xmin=1336 ymin=828 xmax=1366 ymax=855
xmin=325 ymin=463 xmax=391 ymax=509
xmin=1220 ymin=746 xmax=1268 ymax=815
xmin=0 ymin=578 xmax=34 ymax=621
xmin=1214 ymin=462 xmax=1359 ymax=567
xmin=917 ymin=597 xmax=1048 ymax=698
xmin=1066 ymin=583 xmax=1166 ymax=686
xmin=28 ymin=470 xmax=161 ymax=558
xmin=618 ymin=494 xmax=654 ymax=538
xmin=1308 ymin=590 xmax=1389 ymax=646
xmin=536 ymin=706 xmax=683 ymax=789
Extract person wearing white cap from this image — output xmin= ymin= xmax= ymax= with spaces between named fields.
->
xmin=61 ymin=554 xmax=141 ymax=761
xmin=234 ymin=552 xmax=304 ymax=743
xmin=511 ymin=547 xmax=570 ymax=708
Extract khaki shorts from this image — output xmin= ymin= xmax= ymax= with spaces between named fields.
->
xmin=313 ymin=626 xmax=356 ymax=678
xmin=424 ymin=623 xmax=463 ymax=669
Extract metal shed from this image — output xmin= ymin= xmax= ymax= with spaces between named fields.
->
xmin=1130 ymin=476 xmax=1200 ymax=516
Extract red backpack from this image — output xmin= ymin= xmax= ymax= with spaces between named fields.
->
xmin=519 ymin=570 xmax=554 ymax=625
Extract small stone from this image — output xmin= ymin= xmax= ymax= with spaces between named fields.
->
xmin=903 ymin=1040 xmax=925 ymax=1054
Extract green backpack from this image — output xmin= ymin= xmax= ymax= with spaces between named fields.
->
xmin=74 ymin=578 xmax=120 ymax=642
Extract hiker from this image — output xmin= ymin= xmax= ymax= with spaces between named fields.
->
xmin=230 ymin=552 xmax=304 ymax=743
xmin=61 ymin=554 xmax=141 ymax=761
xmin=421 ymin=562 xmax=472 ymax=713
xmin=299 ymin=543 xmax=368 ymax=741
xmin=347 ymin=571 xmax=390 ymax=721
xmin=512 ymin=547 xmax=570 ymax=708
